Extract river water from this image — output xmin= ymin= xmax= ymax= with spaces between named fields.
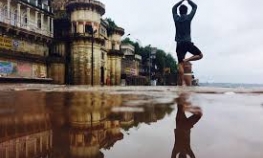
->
xmin=0 ymin=85 xmax=263 ymax=158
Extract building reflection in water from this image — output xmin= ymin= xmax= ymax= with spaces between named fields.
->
xmin=171 ymin=93 xmax=203 ymax=158
xmin=0 ymin=91 xmax=52 ymax=158
xmin=67 ymin=92 xmax=123 ymax=158
xmin=0 ymin=91 xmax=174 ymax=158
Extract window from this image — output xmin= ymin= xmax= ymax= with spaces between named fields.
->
xmin=38 ymin=19 xmax=41 ymax=28
xmin=100 ymin=27 xmax=106 ymax=36
xmin=112 ymin=43 xmax=115 ymax=50
xmin=14 ymin=10 xmax=18 ymax=25
xmin=3 ymin=7 xmax=7 ymax=17
xmin=21 ymin=13 xmax=27 ymax=27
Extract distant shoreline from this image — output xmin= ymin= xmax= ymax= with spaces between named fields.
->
xmin=199 ymin=83 xmax=263 ymax=89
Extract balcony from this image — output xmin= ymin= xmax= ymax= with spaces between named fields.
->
xmin=0 ymin=12 xmax=53 ymax=38
xmin=19 ymin=0 xmax=53 ymax=13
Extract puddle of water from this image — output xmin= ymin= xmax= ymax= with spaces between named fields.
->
xmin=0 ymin=89 xmax=263 ymax=158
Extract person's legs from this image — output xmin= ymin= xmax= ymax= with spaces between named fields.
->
xmin=183 ymin=54 xmax=203 ymax=62
xmin=183 ymin=42 xmax=203 ymax=62
xmin=177 ymin=63 xmax=184 ymax=86
xmin=176 ymin=43 xmax=187 ymax=86
xmin=184 ymin=73 xmax=192 ymax=86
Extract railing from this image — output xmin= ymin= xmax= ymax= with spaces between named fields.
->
xmin=0 ymin=11 xmax=53 ymax=38
xmin=42 ymin=3 xmax=50 ymax=12
xmin=19 ymin=0 xmax=52 ymax=13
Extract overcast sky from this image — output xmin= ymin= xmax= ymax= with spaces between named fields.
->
xmin=100 ymin=0 xmax=263 ymax=84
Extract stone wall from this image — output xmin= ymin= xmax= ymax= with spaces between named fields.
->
xmin=48 ymin=63 xmax=65 ymax=84
xmin=71 ymin=40 xmax=102 ymax=85
xmin=0 ymin=58 xmax=47 ymax=78
xmin=107 ymin=56 xmax=122 ymax=85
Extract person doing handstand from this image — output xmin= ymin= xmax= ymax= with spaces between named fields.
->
xmin=171 ymin=93 xmax=203 ymax=158
xmin=172 ymin=0 xmax=203 ymax=86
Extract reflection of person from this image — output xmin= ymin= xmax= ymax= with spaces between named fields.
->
xmin=171 ymin=94 xmax=202 ymax=158
xmin=172 ymin=0 xmax=203 ymax=86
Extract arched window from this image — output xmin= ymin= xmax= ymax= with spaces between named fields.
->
xmin=3 ymin=5 xmax=8 ymax=17
xmin=14 ymin=10 xmax=18 ymax=23
xmin=11 ymin=9 xmax=18 ymax=26
xmin=21 ymin=11 xmax=27 ymax=27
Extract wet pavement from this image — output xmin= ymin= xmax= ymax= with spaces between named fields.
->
xmin=0 ymin=84 xmax=263 ymax=158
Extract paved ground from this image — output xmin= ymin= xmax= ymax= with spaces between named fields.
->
xmin=0 ymin=84 xmax=263 ymax=158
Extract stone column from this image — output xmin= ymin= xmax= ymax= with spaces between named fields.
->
xmin=17 ymin=3 xmax=21 ymax=27
xmin=111 ymin=57 xmax=116 ymax=85
xmin=79 ymin=22 xmax=84 ymax=34
xmin=41 ymin=13 xmax=44 ymax=32
xmin=51 ymin=17 xmax=54 ymax=36
xmin=83 ymin=21 xmax=86 ymax=33
xmin=76 ymin=21 xmax=79 ymax=33
xmin=26 ymin=8 xmax=30 ymax=29
xmin=94 ymin=46 xmax=101 ymax=85
xmin=35 ymin=11 xmax=38 ymax=29
xmin=7 ymin=0 xmax=10 ymax=19
xmin=116 ymin=57 xmax=121 ymax=85
xmin=71 ymin=22 xmax=74 ymax=33
xmin=47 ymin=16 xmax=50 ymax=35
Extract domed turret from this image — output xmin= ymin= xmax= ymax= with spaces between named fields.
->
xmin=51 ymin=0 xmax=125 ymax=85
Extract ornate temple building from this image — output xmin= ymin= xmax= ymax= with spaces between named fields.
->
xmin=51 ymin=0 xmax=125 ymax=85
xmin=0 ymin=0 xmax=53 ymax=79
xmin=0 ymin=0 xmax=132 ymax=85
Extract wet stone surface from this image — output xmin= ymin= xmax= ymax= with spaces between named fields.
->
xmin=0 ymin=84 xmax=263 ymax=158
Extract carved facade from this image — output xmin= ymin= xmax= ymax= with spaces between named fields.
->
xmin=0 ymin=0 xmax=125 ymax=85
xmin=0 ymin=0 xmax=53 ymax=79
xmin=51 ymin=0 xmax=125 ymax=85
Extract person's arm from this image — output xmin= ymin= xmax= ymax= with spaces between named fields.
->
xmin=187 ymin=0 xmax=197 ymax=20
xmin=172 ymin=0 xmax=184 ymax=21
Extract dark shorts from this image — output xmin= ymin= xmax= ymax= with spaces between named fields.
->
xmin=176 ymin=41 xmax=202 ymax=63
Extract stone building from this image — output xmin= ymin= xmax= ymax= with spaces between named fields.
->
xmin=0 ymin=0 xmax=53 ymax=79
xmin=121 ymin=43 xmax=142 ymax=76
xmin=51 ymin=0 xmax=125 ymax=85
xmin=121 ymin=43 xmax=146 ymax=85
xmin=107 ymin=26 xmax=125 ymax=85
